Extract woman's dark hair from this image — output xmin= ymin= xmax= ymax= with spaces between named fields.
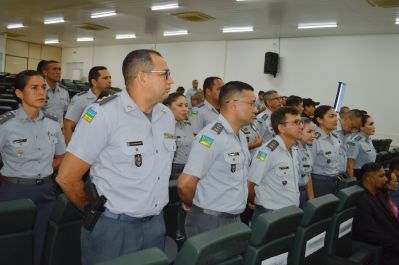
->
xmin=301 ymin=117 xmax=313 ymax=126
xmin=360 ymin=114 xmax=371 ymax=127
xmin=389 ymin=157 xmax=399 ymax=171
xmin=15 ymin=70 xmax=44 ymax=91
xmin=163 ymin=92 xmax=185 ymax=106
xmin=313 ymin=105 xmax=334 ymax=125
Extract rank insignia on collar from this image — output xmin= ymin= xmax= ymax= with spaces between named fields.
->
xmin=211 ymin=122 xmax=224 ymax=134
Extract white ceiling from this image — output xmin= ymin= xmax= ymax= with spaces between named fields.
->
xmin=1 ymin=0 xmax=399 ymax=47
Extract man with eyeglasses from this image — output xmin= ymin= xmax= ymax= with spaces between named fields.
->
xmin=189 ymin=76 xmax=224 ymax=134
xmin=56 ymin=49 xmax=176 ymax=265
xmin=248 ymin=106 xmax=303 ymax=220
xmin=178 ymin=81 xmax=257 ymax=237
xmin=255 ymin=90 xmax=283 ymax=142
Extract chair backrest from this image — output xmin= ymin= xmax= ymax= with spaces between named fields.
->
xmin=42 ymin=194 xmax=83 ymax=265
xmin=289 ymin=194 xmax=340 ymax=265
xmin=337 ymin=177 xmax=358 ymax=190
xmin=0 ymin=199 xmax=36 ymax=265
xmin=0 ymin=98 xmax=18 ymax=109
xmin=325 ymin=185 xmax=364 ymax=257
xmin=175 ymin=222 xmax=251 ymax=265
xmin=96 ymin=248 xmax=169 ymax=265
xmin=0 ymin=105 xmax=12 ymax=115
xmin=244 ymin=205 xmax=303 ymax=265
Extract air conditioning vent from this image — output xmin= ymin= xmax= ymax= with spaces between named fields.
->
xmin=0 ymin=31 xmax=25 ymax=38
xmin=367 ymin=0 xmax=399 ymax=7
xmin=74 ymin=23 xmax=109 ymax=31
xmin=172 ymin=11 xmax=215 ymax=22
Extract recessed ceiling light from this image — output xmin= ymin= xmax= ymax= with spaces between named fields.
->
xmin=151 ymin=2 xmax=179 ymax=11
xmin=222 ymin=26 xmax=253 ymax=33
xmin=77 ymin=37 xmax=94 ymax=42
xmin=45 ymin=39 xmax=59 ymax=44
xmin=7 ymin=23 xmax=24 ymax=29
xmin=44 ymin=17 xmax=65 ymax=24
xmin=297 ymin=22 xmax=337 ymax=29
xmin=163 ymin=30 xmax=188 ymax=36
xmin=116 ymin=33 xmax=136 ymax=39
xmin=91 ymin=10 xmax=117 ymax=18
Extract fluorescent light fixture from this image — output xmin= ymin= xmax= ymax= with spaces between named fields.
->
xmin=163 ymin=30 xmax=188 ymax=36
xmin=116 ymin=33 xmax=136 ymax=39
xmin=297 ymin=22 xmax=337 ymax=29
xmin=44 ymin=17 xmax=65 ymax=24
xmin=90 ymin=10 xmax=116 ymax=18
xmin=151 ymin=2 xmax=179 ymax=11
xmin=45 ymin=39 xmax=59 ymax=44
xmin=222 ymin=26 xmax=253 ymax=33
xmin=396 ymin=18 xmax=399 ymax=24
xmin=77 ymin=37 xmax=94 ymax=42
xmin=7 ymin=23 xmax=24 ymax=29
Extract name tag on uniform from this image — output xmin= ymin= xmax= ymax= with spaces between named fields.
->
xmin=12 ymin=139 xmax=27 ymax=144
xmin=164 ymin=133 xmax=175 ymax=139
xmin=127 ymin=141 xmax=143 ymax=146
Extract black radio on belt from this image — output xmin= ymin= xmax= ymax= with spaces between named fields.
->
xmin=83 ymin=183 xmax=107 ymax=231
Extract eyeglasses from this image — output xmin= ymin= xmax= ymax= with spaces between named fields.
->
xmin=145 ymin=69 xmax=171 ymax=80
xmin=281 ymin=119 xmax=304 ymax=126
xmin=270 ymin=96 xmax=283 ymax=101
xmin=227 ymin=99 xmax=257 ymax=108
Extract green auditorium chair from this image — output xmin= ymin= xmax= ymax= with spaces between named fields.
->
xmin=174 ymin=222 xmax=251 ymax=265
xmin=244 ymin=205 xmax=303 ymax=265
xmin=337 ymin=177 xmax=358 ymax=190
xmin=289 ymin=194 xmax=339 ymax=265
xmin=0 ymin=199 xmax=36 ymax=265
xmin=96 ymin=248 xmax=169 ymax=265
xmin=42 ymin=194 xmax=83 ymax=265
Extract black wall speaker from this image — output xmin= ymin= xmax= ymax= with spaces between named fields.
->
xmin=264 ymin=52 xmax=279 ymax=77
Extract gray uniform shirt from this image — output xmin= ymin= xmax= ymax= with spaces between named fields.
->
xmin=188 ymin=100 xmax=219 ymax=134
xmin=255 ymin=108 xmax=274 ymax=142
xmin=0 ymin=108 xmax=66 ymax=178
xmin=174 ymin=120 xmax=194 ymax=164
xmin=347 ymin=133 xmax=377 ymax=169
xmin=249 ymin=135 xmax=300 ymax=210
xmin=67 ymin=90 xmax=176 ymax=217
xmin=297 ymin=142 xmax=313 ymax=187
xmin=335 ymin=121 xmax=349 ymax=174
xmin=183 ymin=114 xmax=251 ymax=215
xmin=65 ymin=89 xmax=97 ymax=123
xmin=43 ymin=82 xmax=70 ymax=127
xmin=311 ymin=126 xmax=340 ymax=177
xmin=241 ymin=119 xmax=262 ymax=158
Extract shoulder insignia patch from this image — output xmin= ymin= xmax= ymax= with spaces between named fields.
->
xmin=256 ymin=150 xmax=267 ymax=161
xmin=97 ymin=94 xmax=118 ymax=105
xmin=266 ymin=139 xmax=279 ymax=151
xmin=43 ymin=113 xmax=58 ymax=122
xmin=261 ymin=113 xmax=269 ymax=121
xmin=199 ymin=135 xmax=214 ymax=148
xmin=82 ymin=107 xmax=97 ymax=123
xmin=190 ymin=110 xmax=199 ymax=118
xmin=211 ymin=122 xmax=224 ymax=134
xmin=77 ymin=90 xmax=88 ymax=96
xmin=197 ymin=103 xmax=205 ymax=108
xmin=0 ymin=111 xmax=15 ymax=125
xmin=315 ymin=132 xmax=321 ymax=139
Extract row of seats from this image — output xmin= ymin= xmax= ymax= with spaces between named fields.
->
xmin=376 ymin=148 xmax=399 ymax=168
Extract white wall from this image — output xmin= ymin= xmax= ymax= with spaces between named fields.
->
xmin=0 ymin=36 xmax=6 ymax=72
xmin=61 ymin=34 xmax=399 ymax=145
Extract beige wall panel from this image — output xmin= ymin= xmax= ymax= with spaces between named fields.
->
xmin=6 ymin=39 xmax=28 ymax=57
xmin=5 ymin=55 xmax=27 ymax=73
xmin=28 ymin=43 xmax=41 ymax=59
xmin=41 ymin=45 xmax=62 ymax=61
xmin=28 ymin=58 xmax=40 ymax=70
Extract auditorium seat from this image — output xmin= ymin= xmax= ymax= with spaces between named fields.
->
xmin=0 ymin=199 xmax=36 ymax=265
xmin=289 ymin=194 xmax=339 ymax=265
xmin=337 ymin=177 xmax=357 ymax=190
xmin=96 ymin=248 xmax=168 ymax=265
xmin=0 ymin=98 xmax=18 ymax=110
xmin=174 ymin=222 xmax=251 ymax=265
xmin=244 ymin=205 xmax=303 ymax=265
xmin=0 ymin=105 xmax=12 ymax=115
xmin=42 ymin=194 xmax=83 ymax=265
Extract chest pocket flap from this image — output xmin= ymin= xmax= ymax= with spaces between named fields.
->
xmin=275 ymin=162 xmax=291 ymax=177
xmin=224 ymin=152 xmax=244 ymax=165
xmin=164 ymin=139 xmax=176 ymax=152
xmin=121 ymin=141 xmax=146 ymax=155
xmin=10 ymin=138 xmax=30 ymax=147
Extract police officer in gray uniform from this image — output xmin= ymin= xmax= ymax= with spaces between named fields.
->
xmin=163 ymin=92 xmax=195 ymax=179
xmin=248 ymin=107 xmax=303 ymax=221
xmin=336 ymin=108 xmax=352 ymax=176
xmin=56 ymin=49 xmax=175 ymax=265
xmin=178 ymin=81 xmax=257 ymax=237
xmin=0 ymin=70 xmax=66 ymax=265
xmin=255 ymin=90 xmax=283 ymax=142
xmin=64 ymin=66 xmax=112 ymax=145
xmin=346 ymin=114 xmax=377 ymax=179
xmin=311 ymin=105 xmax=341 ymax=197
xmin=41 ymin=60 xmax=70 ymax=127
xmin=189 ymin=76 xmax=224 ymax=134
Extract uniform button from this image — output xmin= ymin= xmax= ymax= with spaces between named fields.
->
xmin=156 ymin=150 xmax=158 ymax=154
xmin=155 ymin=204 xmax=157 ymax=207
xmin=158 ymin=177 xmax=160 ymax=180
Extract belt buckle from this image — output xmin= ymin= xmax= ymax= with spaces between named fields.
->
xmin=36 ymin=179 xmax=44 ymax=185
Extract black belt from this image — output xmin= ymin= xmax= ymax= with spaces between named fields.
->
xmin=191 ymin=205 xmax=238 ymax=218
xmin=2 ymin=176 xmax=51 ymax=185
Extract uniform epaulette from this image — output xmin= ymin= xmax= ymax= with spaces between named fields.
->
xmin=97 ymin=94 xmax=118 ymax=105
xmin=197 ymin=103 xmax=205 ymax=108
xmin=261 ymin=113 xmax=268 ymax=121
xmin=43 ymin=113 xmax=58 ymax=122
xmin=331 ymin=132 xmax=338 ymax=138
xmin=77 ymin=90 xmax=88 ymax=96
xmin=0 ymin=111 xmax=15 ymax=125
xmin=315 ymin=132 xmax=321 ymax=139
xmin=211 ymin=122 xmax=224 ymax=134
xmin=59 ymin=84 xmax=68 ymax=90
xmin=183 ymin=120 xmax=191 ymax=126
xmin=354 ymin=135 xmax=362 ymax=141
xmin=266 ymin=139 xmax=279 ymax=151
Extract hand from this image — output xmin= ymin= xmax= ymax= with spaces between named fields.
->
xmin=247 ymin=202 xmax=256 ymax=210
xmin=253 ymin=135 xmax=263 ymax=146
xmin=181 ymin=202 xmax=191 ymax=213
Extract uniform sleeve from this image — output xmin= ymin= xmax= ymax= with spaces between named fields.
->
xmin=54 ymin=123 xmax=66 ymax=155
xmin=66 ymin=104 xmax=109 ymax=164
xmin=183 ymin=133 xmax=219 ymax=179
xmin=188 ymin=108 xmax=203 ymax=134
xmin=0 ymin=125 xmax=6 ymax=150
xmin=310 ymin=140 xmax=318 ymax=163
xmin=65 ymin=96 xmax=83 ymax=123
xmin=248 ymin=147 xmax=271 ymax=185
xmin=347 ymin=140 xmax=360 ymax=160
